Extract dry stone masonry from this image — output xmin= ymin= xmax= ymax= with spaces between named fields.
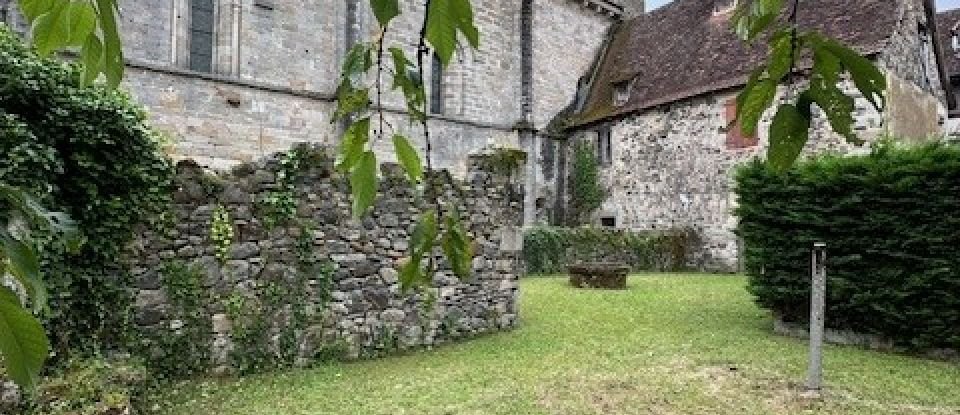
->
xmin=128 ymin=146 xmax=524 ymax=372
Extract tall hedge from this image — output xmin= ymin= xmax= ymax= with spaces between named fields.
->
xmin=735 ymin=143 xmax=960 ymax=350
xmin=523 ymin=227 xmax=697 ymax=274
xmin=0 ymin=27 xmax=174 ymax=358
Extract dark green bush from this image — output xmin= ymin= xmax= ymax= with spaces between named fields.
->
xmin=0 ymin=26 xmax=174 ymax=357
xmin=736 ymin=142 xmax=960 ymax=350
xmin=523 ymin=226 xmax=697 ymax=274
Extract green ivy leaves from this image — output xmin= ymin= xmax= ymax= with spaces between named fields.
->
xmin=732 ymin=2 xmax=886 ymax=171
xmin=18 ymin=0 xmax=125 ymax=87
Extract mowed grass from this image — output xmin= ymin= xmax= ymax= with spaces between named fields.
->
xmin=155 ymin=275 xmax=960 ymax=415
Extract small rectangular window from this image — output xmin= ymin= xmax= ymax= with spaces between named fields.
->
xmin=190 ymin=0 xmax=215 ymax=73
xmin=430 ymin=53 xmax=445 ymax=115
xmin=725 ymin=98 xmax=758 ymax=149
xmin=601 ymin=217 xmax=616 ymax=228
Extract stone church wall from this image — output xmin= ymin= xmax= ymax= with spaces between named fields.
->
xmin=129 ymin=146 xmax=524 ymax=371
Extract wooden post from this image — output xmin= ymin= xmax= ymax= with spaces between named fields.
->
xmin=806 ymin=242 xmax=827 ymax=392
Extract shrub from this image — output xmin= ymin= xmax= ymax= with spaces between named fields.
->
xmin=735 ymin=142 xmax=960 ymax=350
xmin=26 ymin=358 xmax=146 ymax=415
xmin=0 ymin=26 xmax=175 ymax=357
xmin=523 ymin=226 xmax=697 ymax=274
xmin=568 ymin=141 xmax=605 ymax=225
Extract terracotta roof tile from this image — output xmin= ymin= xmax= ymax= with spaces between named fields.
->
xmin=573 ymin=0 xmax=900 ymax=126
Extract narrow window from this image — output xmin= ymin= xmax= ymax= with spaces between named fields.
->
xmin=597 ymin=126 xmax=613 ymax=166
xmin=919 ymin=22 xmax=933 ymax=87
xmin=725 ymin=98 xmax=758 ymax=149
xmin=189 ymin=0 xmax=215 ymax=73
xmin=430 ymin=53 xmax=445 ymax=115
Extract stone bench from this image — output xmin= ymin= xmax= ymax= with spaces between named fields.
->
xmin=568 ymin=263 xmax=630 ymax=289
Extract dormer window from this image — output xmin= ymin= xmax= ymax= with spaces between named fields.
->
xmin=713 ymin=0 xmax=737 ymax=15
xmin=613 ymin=78 xmax=635 ymax=107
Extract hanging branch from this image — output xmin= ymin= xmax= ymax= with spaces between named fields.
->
xmin=417 ymin=0 xmax=437 ymax=206
xmin=375 ymin=24 xmax=390 ymax=140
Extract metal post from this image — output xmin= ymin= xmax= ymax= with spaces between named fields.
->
xmin=806 ymin=242 xmax=827 ymax=392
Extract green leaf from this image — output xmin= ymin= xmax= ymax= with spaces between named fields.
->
xmin=0 ymin=286 xmax=50 ymax=391
xmin=336 ymin=118 xmax=371 ymax=174
xmin=66 ymin=0 xmax=98 ymax=46
xmin=766 ymin=28 xmax=794 ymax=81
xmin=806 ymin=83 xmax=858 ymax=144
xmin=441 ymin=212 xmax=473 ymax=279
xmin=18 ymin=0 xmax=55 ymax=21
xmin=767 ymin=104 xmax=810 ymax=171
xmin=80 ymin=33 xmax=104 ymax=85
xmin=349 ymin=151 xmax=379 ymax=217
xmin=813 ymin=34 xmax=886 ymax=111
xmin=342 ymin=43 xmax=373 ymax=77
xmin=425 ymin=0 xmax=480 ymax=65
xmin=737 ymin=77 xmax=777 ymax=137
xmin=401 ymin=210 xmax=438 ymax=292
xmin=392 ymin=134 xmax=423 ymax=183
xmin=389 ymin=47 xmax=426 ymax=122
xmin=370 ymin=0 xmax=400 ymax=27
xmin=732 ymin=0 xmax=785 ymax=41
xmin=95 ymin=0 xmax=124 ymax=88
xmin=30 ymin=1 xmax=69 ymax=55
xmin=333 ymin=79 xmax=370 ymax=122
xmin=0 ymin=230 xmax=45 ymax=312
xmin=399 ymin=256 xmax=423 ymax=292
xmin=411 ymin=210 xmax=438 ymax=257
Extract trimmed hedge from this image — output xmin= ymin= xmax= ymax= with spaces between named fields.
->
xmin=735 ymin=143 xmax=960 ymax=350
xmin=523 ymin=227 xmax=697 ymax=274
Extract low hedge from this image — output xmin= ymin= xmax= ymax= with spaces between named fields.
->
xmin=735 ymin=142 xmax=960 ymax=350
xmin=523 ymin=227 xmax=697 ymax=274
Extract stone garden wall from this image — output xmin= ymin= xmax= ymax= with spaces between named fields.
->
xmin=128 ymin=145 xmax=523 ymax=374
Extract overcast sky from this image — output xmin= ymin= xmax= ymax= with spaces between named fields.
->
xmin=646 ymin=0 xmax=960 ymax=11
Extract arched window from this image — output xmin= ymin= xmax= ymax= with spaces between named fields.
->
xmin=189 ymin=0 xmax=215 ymax=73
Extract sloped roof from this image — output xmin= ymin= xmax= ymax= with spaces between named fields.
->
xmin=573 ymin=0 xmax=901 ymax=126
xmin=936 ymin=8 xmax=960 ymax=79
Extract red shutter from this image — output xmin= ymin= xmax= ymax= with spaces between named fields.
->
xmin=725 ymin=98 xmax=759 ymax=150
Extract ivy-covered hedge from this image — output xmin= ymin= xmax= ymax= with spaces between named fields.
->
xmin=735 ymin=143 xmax=960 ymax=350
xmin=523 ymin=227 xmax=697 ymax=274
xmin=0 ymin=27 xmax=174 ymax=358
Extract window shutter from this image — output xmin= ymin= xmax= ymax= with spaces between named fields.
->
xmin=725 ymin=98 xmax=758 ymax=150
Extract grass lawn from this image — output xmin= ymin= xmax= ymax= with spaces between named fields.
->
xmin=155 ymin=274 xmax=960 ymax=415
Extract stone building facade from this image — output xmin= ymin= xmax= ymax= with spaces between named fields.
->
xmin=551 ymin=0 xmax=953 ymax=271
xmin=1 ymin=0 xmax=637 ymax=177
